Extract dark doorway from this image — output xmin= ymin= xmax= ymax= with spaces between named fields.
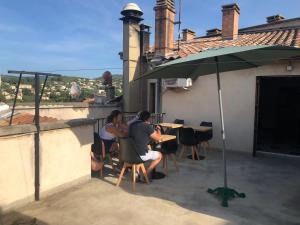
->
xmin=149 ymin=83 xmax=156 ymax=113
xmin=254 ymin=76 xmax=300 ymax=156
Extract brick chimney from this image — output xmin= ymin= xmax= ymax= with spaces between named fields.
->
xmin=182 ymin=29 xmax=196 ymax=41
xmin=222 ymin=3 xmax=240 ymax=40
xmin=154 ymin=0 xmax=176 ymax=56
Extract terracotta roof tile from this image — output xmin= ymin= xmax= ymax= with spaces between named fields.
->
xmin=148 ymin=27 xmax=300 ymax=59
xmin=0 ymin=113 xmax=58 ymax=127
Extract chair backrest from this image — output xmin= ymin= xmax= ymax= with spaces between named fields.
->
xmin=200 ymin=121 xmax=213 ymax=139
xmin=157 ymin=125 xmax=165 ymax=135
xmin=166 ymin=128 xmax=177 ymax=136
xmin=119 ymin=137 xmax=144 ymax=164
xmin=92 ymin=132 xmax=103 ymax=157
xmin=174 ymin=119 xmax=184 ymax=124
xmin=179 ymin=127 xmax=195 ymax=144
xmin=200 ymin=121 xmax=212 ymax=127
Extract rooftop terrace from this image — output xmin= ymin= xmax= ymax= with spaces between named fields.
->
xmin=1 ymin=150 xmax=299 ymax=225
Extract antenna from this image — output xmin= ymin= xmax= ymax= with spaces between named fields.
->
xmin=174 ymin=0 xmax=182 ymax=51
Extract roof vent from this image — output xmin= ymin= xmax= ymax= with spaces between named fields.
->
xmin=121 ymin=3 xmax=143 ymax=15
xmin=120 ymin=3 xmax=143 ymax=23
xmin=266 ymin=15 xmax=285 ymax=23
xmin=206 ymin=28 xmax=222 ymax=36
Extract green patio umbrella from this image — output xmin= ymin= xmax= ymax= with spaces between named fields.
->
xmin=137 ymin=45 xmax=300 ymax=207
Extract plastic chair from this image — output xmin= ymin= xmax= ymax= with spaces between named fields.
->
xmin=174 ymin=119 xmax=184 ymax=124
xmin=161 ymin=128 xmax=179 ymax=175
xmin=116 ymin=137 xmax=149 ymax=190
xmin=199 ymin=121 xmax=213 ymax=150
xmin=94 ymin=133 xmax=117 ymax=172
xmin=200 ymin=121 xmax=213 ymax=138
xmin=179 ymin=128 xmax=200 ymax=160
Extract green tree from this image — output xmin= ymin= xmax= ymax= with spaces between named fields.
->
xmin=0 ymin=92 xmax=5 ymax=102
xmin=49 ymin=91 xmax=70 ymax=102
xmin=81 ymin=89 xmax=94 ymax=99
xmin=115 ymin=89 xmax=122 ymax=96
xmin=22 ymin=95 xmax=35 ymax=102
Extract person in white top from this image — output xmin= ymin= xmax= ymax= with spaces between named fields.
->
xmin=100 ymin=110 xmax=128 ymax=154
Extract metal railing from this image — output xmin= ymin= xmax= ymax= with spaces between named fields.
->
xmin=93 ymin=113 xmax=165 ymax=134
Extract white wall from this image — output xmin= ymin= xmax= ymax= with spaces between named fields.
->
xmin=0 ymin=134 xmax=35 ymax=209
xmin=0 ymin=122 xmax=93 ymax=211
xmin=162 ymin=61 xmax=300 ymax=152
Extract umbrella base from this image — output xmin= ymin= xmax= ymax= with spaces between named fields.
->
xmin=207 ymin=187 xmax=246 ymax=207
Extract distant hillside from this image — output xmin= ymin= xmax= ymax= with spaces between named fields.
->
xmin=1 ymin=74 xmax=122 ymax=84
xmin=95 ymin=74 xmax=122 ymax=80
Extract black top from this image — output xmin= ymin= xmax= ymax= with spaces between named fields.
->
xmin=130 ymin=120 xmax=155 ymax=156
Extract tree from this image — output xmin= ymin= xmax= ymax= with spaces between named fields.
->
xmin=81 ymin=89 xmax=94 ymax=99
xmin=0 ymin=92 xmax=5 ymax=102
xmin=115 ymin=89 xmax=122 ymax=96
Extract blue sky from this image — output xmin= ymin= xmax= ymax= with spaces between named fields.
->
xmin=0 ymin=0 xmax=299 ymax=78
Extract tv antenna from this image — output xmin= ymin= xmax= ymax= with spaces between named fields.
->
xmin=174 ymin=0 xmax=182 ymax=51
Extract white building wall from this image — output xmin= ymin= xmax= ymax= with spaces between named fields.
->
xmin=162 ymin=61 xmax=300 ymax=153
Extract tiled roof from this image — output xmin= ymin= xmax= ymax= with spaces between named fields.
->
xmin=148 ymin=27 xmax=300 ymax=59
xmin=0 ymin=113 xmax=58 ymax=126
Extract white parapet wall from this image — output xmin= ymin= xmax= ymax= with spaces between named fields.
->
xmin=0 ymin=119 xmax=95 ymax=211
xmin=12 ymin=103 xmax=120 ymax=120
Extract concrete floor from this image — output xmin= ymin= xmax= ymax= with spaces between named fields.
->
xmin=1 ymin=150 xmax=300 ymax=225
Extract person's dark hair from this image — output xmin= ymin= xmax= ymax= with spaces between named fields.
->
xmin=106 ymin=114 xmax=113 ymax=123
xmin=106 ymin=110 xmax=122 ymax=123
xmin=139 ymin=111 xmax=151 ymax=122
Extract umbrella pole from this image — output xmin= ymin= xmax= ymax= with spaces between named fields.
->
xmin=207 ymin=56 xmax=245 ymax=207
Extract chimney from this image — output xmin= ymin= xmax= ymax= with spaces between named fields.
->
xmin=120 ymin=3 xmax=144 ymax=112
xmin=140 ymin=24 xmax=151 ymax=54
xmin=266 ymin=15 xmax=285 ymax=23
xmin=222 ymin=3 xmax=240 ymax=40
xmin=182 ymin=29 xmax=196 ymax=41
xmin=206 ymin=28 xmax=222 ymax=36
xmin=154 ymin=0 xmax=176 ymax=56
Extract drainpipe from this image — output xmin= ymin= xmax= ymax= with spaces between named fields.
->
xmin=156 ymin=78 xmax=162 ymax=114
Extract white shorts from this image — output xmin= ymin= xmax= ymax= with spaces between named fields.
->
xmin=140 ymin=150 xmax=160 ymax=162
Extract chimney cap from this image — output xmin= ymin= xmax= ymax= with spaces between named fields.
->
xmin=206 ymin=28 xmax=222 ymax=36
xmin=222 ymin=3 xmax=240 ymax=13
xmin=140 ymin=24 xmax=151 ymax=32
xmin=182 ymin=28 xmax=196 ymax=34
xmin=266 ymin=14 xmax=285 ymax=23
xmin=121 ymin=3 xmax=143 ymax=16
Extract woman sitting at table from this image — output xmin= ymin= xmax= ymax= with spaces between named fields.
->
xmin=100 ymin=110 xmax=128 ymax=155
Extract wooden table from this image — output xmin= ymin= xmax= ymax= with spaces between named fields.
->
xmin=150 ymin=134 xmax=176 ymax=180
xmin=158 ymin=123 xmax=183 ymax=129
xmin=183 ymin=125 xmax=212 ymax=132
xmin=158 ymin=123 xmax=183 ymax=145
xmin=158 ymin=134 xmax=176 ymax=143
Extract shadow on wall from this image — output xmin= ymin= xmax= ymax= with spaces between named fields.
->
xmin=63 ymin=119 xmax=96 ymax=146
xmin=0 ymin=207 xmax=49 ymax=225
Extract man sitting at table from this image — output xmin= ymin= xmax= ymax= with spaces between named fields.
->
xmin=129 ymin=110 xmax=162 ymax=178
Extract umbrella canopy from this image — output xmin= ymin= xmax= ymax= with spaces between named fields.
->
xmin=139 ymin=45 xmax=300 ymax=80
xmin=137 ymin=45 xmax=300 ymax=207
